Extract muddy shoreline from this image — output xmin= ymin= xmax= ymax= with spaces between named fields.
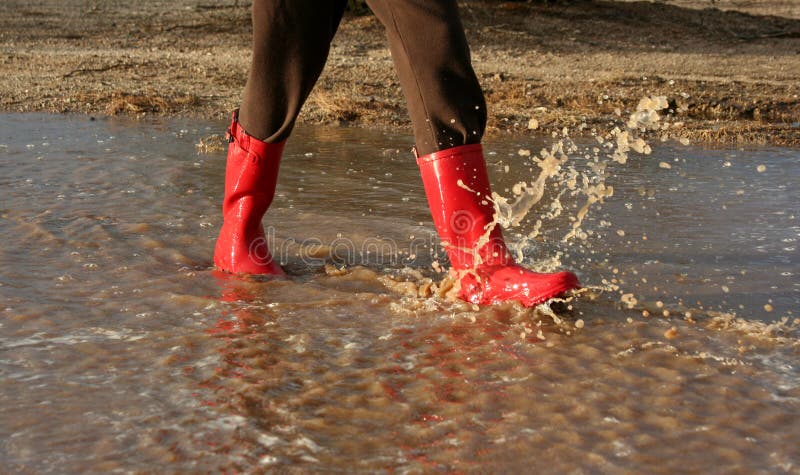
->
xmin=1 ymin=0 xmax=798 ymax=146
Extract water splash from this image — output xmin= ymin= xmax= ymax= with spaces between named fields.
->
xmin=492 ymin=95 xmax=673 ymax=263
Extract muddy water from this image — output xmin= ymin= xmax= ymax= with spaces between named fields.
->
xmin=1 ymin=113 xmax=798 ymax=473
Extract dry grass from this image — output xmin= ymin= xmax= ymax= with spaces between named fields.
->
xmin=103 ymin=91 xmax=200 ymax=115
xmin=307 ymin=89 xmax=362 ymax=123
xmin=69 ymin=91 xmax=201 ymax=116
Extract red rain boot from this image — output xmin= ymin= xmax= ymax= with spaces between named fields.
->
xmin=417 ymin=144 xmax=579 ymax=306
xmin=213 ymin=111 xmax=285 ymax=275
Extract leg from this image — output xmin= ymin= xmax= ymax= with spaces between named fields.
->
xmin=215 ymin=0 xmax=346 ymax=274
xmin=369 ymin=0 xmax=579 ymax=305
xmin=365 ymin=0 xmax=486 ymax=156
xmin=240 ymin=0 xmax=347 ymax=141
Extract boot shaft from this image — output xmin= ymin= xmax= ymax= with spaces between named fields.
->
xmin=221 ymin=111 xmax=285 ymax=219
xmin=417 ymin=144 xmax=510 ymax=270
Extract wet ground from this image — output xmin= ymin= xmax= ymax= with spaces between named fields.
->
xmin=3 ymin=0 xmax=800 ymax=146
xmin=0 ymin=113 xmax=798 ymax=473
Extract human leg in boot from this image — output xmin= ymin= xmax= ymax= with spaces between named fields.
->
xmin=214 ymin=0 xmax=347 ymax=274
xmin=367 ymin=0 xmax=580 ymax=305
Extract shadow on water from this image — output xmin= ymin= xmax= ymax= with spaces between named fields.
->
xmin=0 ymin=113 xmax=797 ymax=472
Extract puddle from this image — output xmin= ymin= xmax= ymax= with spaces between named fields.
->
xmin=0 ymin=113 xmax=797 ymax=473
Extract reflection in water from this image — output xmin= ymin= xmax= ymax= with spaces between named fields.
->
xmin=200 ymin=274 xmax=798 ymax=472
xmin=0 ymin=114 xmax=797 ymax=472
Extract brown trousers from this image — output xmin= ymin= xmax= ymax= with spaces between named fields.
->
xmin=238 ymin=0 xmax=487 ymax=156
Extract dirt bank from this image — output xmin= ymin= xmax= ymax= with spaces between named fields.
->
xmin=1 ymin=0 xmax=798 ymax=146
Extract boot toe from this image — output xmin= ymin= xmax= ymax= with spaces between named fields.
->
xmin=458 ymin=265 xmax=580 ymax=307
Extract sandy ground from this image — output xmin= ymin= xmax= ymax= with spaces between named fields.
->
xmin=1 ymin=0 xmax=798 ymax=146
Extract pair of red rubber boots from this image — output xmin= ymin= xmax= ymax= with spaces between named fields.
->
xmin=214 ymin=113 xmax=579 ymax=306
